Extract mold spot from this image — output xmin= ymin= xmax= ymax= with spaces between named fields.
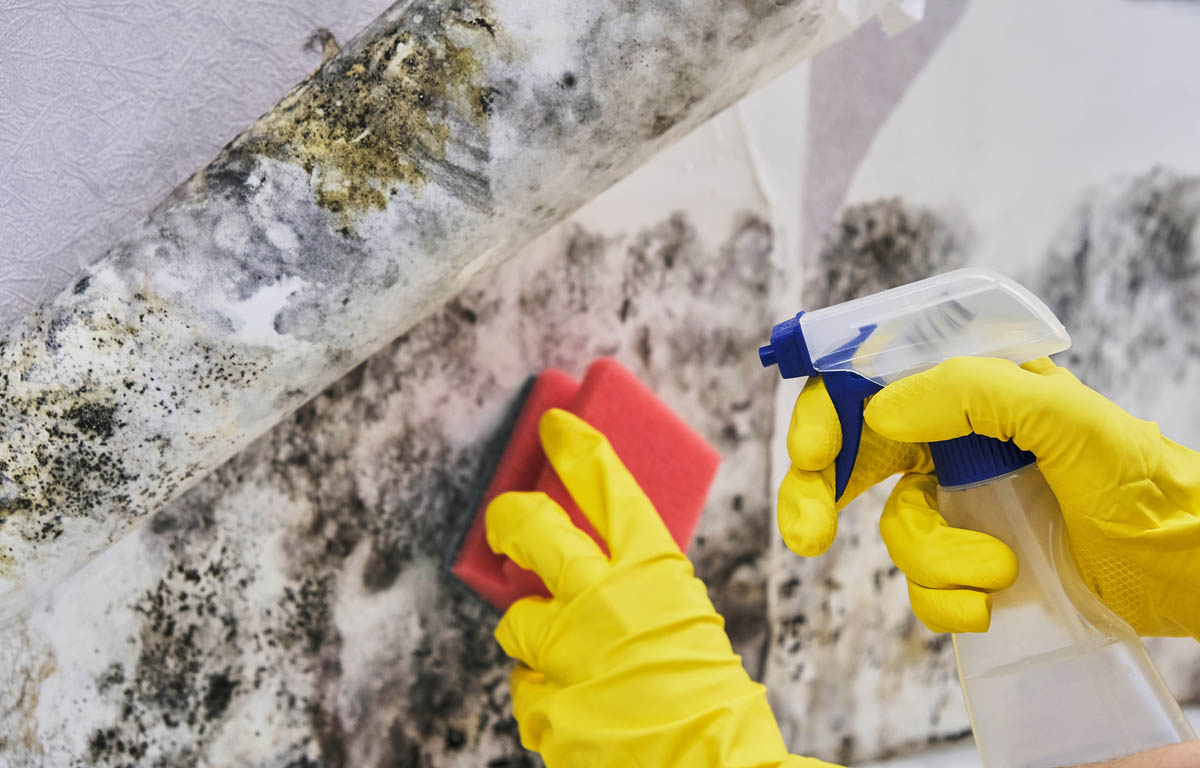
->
xmin=202 ymin=672 xmax=238 ymax=721
xmin=66 ymin=402 xmax=117 ymax=439
xmin=381 ymin=719 xmax=421 ymax=768
xmin=651 ymin=113 xmax=677 ymax=138
xmin=233 ymin=2 xmax=500 ymax=231
xmin=361 ymin=542 xmax=405 ymax=592
xmin=459 ymin=16 xmax=497 ymax=37
xmin=477 ymin=86 xmax=501 ymax=117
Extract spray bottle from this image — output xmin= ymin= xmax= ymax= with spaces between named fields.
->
xmin=759 ymin=268 xmax=1194 ymax=767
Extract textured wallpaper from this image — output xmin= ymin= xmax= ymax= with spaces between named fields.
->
xmin=0 ymin=0 xmax=392 ymax=330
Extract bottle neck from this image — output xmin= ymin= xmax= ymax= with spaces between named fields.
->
xmin=929 ymin=433 xmax=1036 ymax=488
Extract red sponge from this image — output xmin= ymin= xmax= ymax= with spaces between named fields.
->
xmin=450 ymin=368 xmax=580 ymax=609
xmin=451 ymin=358 xmax=721 ymax=610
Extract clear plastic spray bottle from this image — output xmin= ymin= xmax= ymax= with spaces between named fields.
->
xmin=759 ymin=268 xmax=1194 ymax=768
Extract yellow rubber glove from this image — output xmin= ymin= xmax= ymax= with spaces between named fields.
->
xmin=864 ymin=357 xmax=1200 ymax=638
xmin=779 ymin=375 xmax=1019 ymax=633
xmin=486 ymin=408 xmax=838 ymax=768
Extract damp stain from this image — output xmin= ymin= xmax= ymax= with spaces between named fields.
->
xmin=63 ymin=210 xmax=778 ymax=766
xmin=808 ymin=198 xmax=964 ymax=307
xmin=1039 ymin=168 xmax=1200 ymax=397
xmin=232 ymin=1 xmax=500 ymax=230
xmin=0 ymin=293 xmax=265 ymax=568
xmin=84 ymin=549 xmax=242 ymax=766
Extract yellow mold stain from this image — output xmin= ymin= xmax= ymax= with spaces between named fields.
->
xmin=239 ymin=6 xmax=498 ymax=232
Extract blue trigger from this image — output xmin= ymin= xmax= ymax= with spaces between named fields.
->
xmin=823 ymin=371 xmax=884 ymax=501
xmin=760 ymin=318 xmax=883 ymax=501
xmin=813 ymin=323 xmax=882 ymax=502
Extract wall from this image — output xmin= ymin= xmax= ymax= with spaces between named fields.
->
xmin=2 ymin=0 xmax=1199 ymax=766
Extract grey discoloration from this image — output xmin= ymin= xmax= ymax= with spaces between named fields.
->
xmin=1038 ymin=168 xmax=1200 ymax=420
xmin=806 ymin=198 xmax=964 ymax=307
xmin=0 ymin=212 xmax=775 ymax=766
xmin=766 ymin=199 xmax=968 ymax=763
xmin=73 ymin=377 xmax=521 ymax=767
xmin=0 ymin=296 xmax=263 ymax=570
xmin=0 ymin=0 xmax=839 ymax=621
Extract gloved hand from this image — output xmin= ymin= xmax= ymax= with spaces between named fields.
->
xmin=780 ymin=357 xmax=1200 ymax=638
xmin=487 ymin=408 xmax=837 ymax=768
xmin=864 ymin=357 xmax=1200 ymax=638
xmin=778 ymin=374 xmax=1019 ymax=633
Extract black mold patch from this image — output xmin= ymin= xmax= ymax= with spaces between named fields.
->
xmin=202 ymin=673 xmax=238 ymax=721
xmin=0 ymin=293 xmax=266 ymax=568
xmin=361 ymin=542 xmax=406 ymax=593
xmin=66 ymin=402 xmax=117 ymax=439
xmin=1039 ymin=168 xmax=1200 ymax=399
xmin=98 ymin=338 xmax=517 ymax=764
xmin=808 ymin=198 xmax=964 ymax=307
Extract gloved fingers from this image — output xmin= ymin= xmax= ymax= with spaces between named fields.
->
xmin=787 ymin=375 xmax=932 ymax=509
xmin=538 ymin=408 xmax=677 ymax=563
xmin=486 ymin=491 xmax=610 ymax=600
xmin=1019 ymin=356 xmax=1057 ymax=375
xmin=840 ymin=428 xmax=934 ymax=505
xmin=777 ymin=465 xmax=838 ymax=557
xmin=787 ymin=376 xmax=841 ymax=470
xmin=777 ymin=438 xmax=934 ymax=560
xmin=907 ymin=579 xmax=994 ymax=634
xmin=864 ymin=357 xmax=1071 ymax=460
xmin=880 ymin=474 xmax=1019 ymax=591
xmin=494 ymin=595 xmax=559 ymax=669
xmin=509 ymin=663 xmax=551 ymax=751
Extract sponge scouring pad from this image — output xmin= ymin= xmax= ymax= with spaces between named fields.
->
xmin=450 ymin=368 xmax=580 ymax=609
xmin=451 ymin=358 xmax=721 ymax=610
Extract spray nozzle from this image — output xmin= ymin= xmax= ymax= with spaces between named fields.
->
xmin=761 ymin=268 xmax=1071 ymax=498
xmin=758 ymin=313 xmax=814 ymax=378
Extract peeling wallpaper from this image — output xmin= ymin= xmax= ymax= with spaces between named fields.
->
xmin=0 ymin=0 xmax=888 ymax=624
